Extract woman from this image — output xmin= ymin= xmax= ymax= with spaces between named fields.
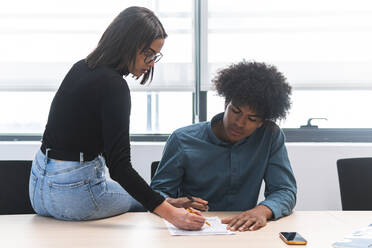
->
xmin=29 ymin=6 xmax=205 ymax=230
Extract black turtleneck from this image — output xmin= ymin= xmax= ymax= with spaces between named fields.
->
xmin=42 ymin=59 xmax=164 ymax=211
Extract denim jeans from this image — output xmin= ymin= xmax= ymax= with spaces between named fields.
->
xmin=29 ymin=149 xmax=146 ymax=221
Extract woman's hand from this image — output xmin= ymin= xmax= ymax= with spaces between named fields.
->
xmin=166 ymin=196 xmax=209 ymax=211
xmin=221 ymin=205 xmax=273 ymax=232
xmin=154 ymin=200 xmax=206 ymax=230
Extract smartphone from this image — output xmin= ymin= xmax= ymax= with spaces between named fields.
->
xmin=279 ymin=232 xmax=307 ymax=245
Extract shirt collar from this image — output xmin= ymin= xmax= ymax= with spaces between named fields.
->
xmin=207 ymin=113 xmax=226 ymax=145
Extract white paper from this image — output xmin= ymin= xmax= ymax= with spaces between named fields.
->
xmin=332 ymin=224 xmax=372 ymax=248
xmin=163 ymin=216 xmax=235 ymax=236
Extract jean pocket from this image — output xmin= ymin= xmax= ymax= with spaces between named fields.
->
xmin=29 ymin=171 xmax=38 ymax=209
xmin=48 ymin=179 xmax=98 ymax=220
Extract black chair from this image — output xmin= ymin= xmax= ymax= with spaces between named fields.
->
xmin=337 ymin=157 xmax=372 ymax=210
xmin=0 ymin=161 xmax=35 ymax=214
xmin=151 ymin=161 xmax=160 ymax=180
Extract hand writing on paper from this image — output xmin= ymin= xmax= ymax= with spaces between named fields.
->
xmin=166 ymin=196 xmax=209 ymax=211
xmin=154 ymin=201 xmax=205 ymax=231
xmin=221 ymin=205 xmax=273 ymax=232
xmin=186 ymin=208 xmax=211 ymax=226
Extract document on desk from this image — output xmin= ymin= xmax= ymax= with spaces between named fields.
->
xmin=163 ymin=216 xmax=235 ymax=236
xmin=332 ymin=224 xmax=372 ymax=248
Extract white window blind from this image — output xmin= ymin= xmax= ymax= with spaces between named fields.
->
xmin=204 ymin=0 xmax=372 ymax=91
xmin=0 ymin=0 xmax=194 ymax=92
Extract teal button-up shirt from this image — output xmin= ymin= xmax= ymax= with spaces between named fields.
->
xmin=151 ymin=113 xmax=297 ymax=219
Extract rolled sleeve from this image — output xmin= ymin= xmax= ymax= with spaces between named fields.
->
xmin=259 ymin=129 xmax=297 ymax=220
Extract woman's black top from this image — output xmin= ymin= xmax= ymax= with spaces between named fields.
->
xmin=42 ymin=59 xmax=164 ymax=211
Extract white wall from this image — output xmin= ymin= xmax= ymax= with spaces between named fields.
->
xmin=1 ymin=141 xmax=371 ymax=211
xmin=287 ymin=143 xmax=372 ymax=210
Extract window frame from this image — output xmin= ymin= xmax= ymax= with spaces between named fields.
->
xmin=1 ymin=0 xmax=371 ymax=143
xmin=2 ymin=129 xmax=372 ymax=142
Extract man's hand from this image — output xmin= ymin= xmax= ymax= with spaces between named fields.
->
xmin=166 ymin=196 xmax=209 ymax=211
xmin=221 ymin=205 xmax=273 ymax=232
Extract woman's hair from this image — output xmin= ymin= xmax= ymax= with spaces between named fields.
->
xmin=86 ymin=6 xmax=167 ymax=85
xmin=213 ymin=61 xmax=292 ymax=122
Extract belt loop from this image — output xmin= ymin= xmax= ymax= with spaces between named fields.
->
xmin=45 ymin=148 xmax=50 ymax=165
xmin=80 ymin=152 xmax=84 ymax=163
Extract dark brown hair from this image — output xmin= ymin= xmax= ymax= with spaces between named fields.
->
xmin=86 ymin=6 xmax=167 ymax=84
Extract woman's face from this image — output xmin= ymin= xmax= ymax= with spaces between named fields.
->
xmin=130 ymin=38 xmax=165 ymax=78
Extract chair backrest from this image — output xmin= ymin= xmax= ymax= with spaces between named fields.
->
xmin=337 ymin=157 xmax=372 ymax=210
xmin=0 ymin=160 xmax=35 ymax=214
xmin=151 ymin=161 xmax=160 ymax=180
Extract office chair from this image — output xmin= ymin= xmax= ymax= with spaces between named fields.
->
xmin=337 ymin=157 xmax=372 ymax=210
xmin=151 ymin=161 xmax=160 ymax=180
xmin=0 ymin=161 xmax=35 ymax=214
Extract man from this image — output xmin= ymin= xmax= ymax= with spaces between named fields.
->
xmin=151 ymin=61 xmax=297 ymax=232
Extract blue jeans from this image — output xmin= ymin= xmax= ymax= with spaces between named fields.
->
xmin=29 ymin=149 xmax=146 ymax=221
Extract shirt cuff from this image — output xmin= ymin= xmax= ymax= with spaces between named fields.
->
xmin=258 ymin=200 xmax=282 ymax=220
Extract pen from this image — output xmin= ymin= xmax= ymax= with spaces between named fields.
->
xmin=186 ymin=195 xmax=194 ymax=202
xmin=186 ymin=207 xmax=211 ymax=226
xmin=186 ymin=195 xmax=209 ymax=212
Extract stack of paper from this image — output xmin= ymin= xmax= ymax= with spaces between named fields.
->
xmin=163 ymin=216 xmax=235 ymax=236
xmin=333 ymin=224 xmax=372 ymax=248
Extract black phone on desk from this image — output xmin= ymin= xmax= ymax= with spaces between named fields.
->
xmin=279 ymin=232 xmax=307 ymax=245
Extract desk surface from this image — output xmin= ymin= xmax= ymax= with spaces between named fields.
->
xmin=1 ymin=211 xmax=372 ymax=248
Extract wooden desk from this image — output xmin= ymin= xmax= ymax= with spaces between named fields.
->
xmin=1 ymin=211 xmax=371 ymax=248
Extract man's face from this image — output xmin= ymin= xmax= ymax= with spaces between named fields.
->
xmin=222 ymin=101 xmax=263 ymax=143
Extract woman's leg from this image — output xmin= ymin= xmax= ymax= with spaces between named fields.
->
xmin=46 ymin=155 xmax=146 ymax=220
xmin=87 ymin=158 xmax=147 ymax=220
xmin=31 ymin=151 xmax=146 ymax=221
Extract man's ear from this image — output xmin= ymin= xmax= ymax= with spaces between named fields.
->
xmin=224 ymin=100 xmax=231 ymax=110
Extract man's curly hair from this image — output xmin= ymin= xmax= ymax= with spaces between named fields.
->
xmin=213 ymin=61 xmax=292 ymax=122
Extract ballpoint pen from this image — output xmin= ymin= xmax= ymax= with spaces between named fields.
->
xmin=186 ymin=195 xmax=209 ymax=212
xmin=186 ymin=195 xmax=194 ymax=202
xmin=185 ymin=196 xmax=211 ymax=226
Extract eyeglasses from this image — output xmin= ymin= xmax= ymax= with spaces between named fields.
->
xmin=143 ymin=48 xmax=163 ymax=64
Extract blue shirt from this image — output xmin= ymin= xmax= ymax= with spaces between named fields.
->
xmin=150 ymin=113 xmax=297 ymax=219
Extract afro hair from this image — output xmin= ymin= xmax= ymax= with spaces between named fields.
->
xmin=213 ymin=61 xmax=292 ymax=122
